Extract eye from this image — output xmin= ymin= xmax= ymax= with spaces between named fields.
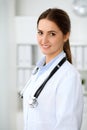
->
xmin=50 ymin=32 xmax=56 ymax=36
xmin=37 ymin=31 xmax=43 ymax=35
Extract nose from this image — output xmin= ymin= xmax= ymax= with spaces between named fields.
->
xmin=41 ymin=34 xmax=49 ymax=44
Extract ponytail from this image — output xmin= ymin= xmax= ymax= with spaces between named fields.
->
xmin=63 ymin=40 xmax=72 ymax=64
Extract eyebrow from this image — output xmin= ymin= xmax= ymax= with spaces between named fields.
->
xmin=37 ymin=29 xmax=57 ymax=33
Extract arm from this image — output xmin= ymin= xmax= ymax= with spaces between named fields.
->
xmin=54 ymin=73 xmax=83 ymax=130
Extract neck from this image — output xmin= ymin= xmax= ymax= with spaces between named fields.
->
xmin=45 ymin=51 xmax=63 ymax=64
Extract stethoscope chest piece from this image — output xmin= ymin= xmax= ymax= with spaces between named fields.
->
xmin=28 ymin=96 xmax=38 ymax=108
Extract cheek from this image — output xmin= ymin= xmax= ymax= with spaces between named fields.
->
xmin=53 ymin=39 xmax=64 ymax=49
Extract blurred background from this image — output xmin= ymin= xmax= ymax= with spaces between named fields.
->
xmin=0 ymin=0 xmax=87 ymax=130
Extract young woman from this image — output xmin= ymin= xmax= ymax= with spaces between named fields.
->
xmin=22 ymin=8 xmax=83 ymax=130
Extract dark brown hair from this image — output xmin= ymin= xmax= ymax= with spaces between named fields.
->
xmin=37 ymin=8 xmax=72 ymax=63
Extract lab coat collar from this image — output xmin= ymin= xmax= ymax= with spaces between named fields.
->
xmin=32 ymin=51 xmax=66 ymax=75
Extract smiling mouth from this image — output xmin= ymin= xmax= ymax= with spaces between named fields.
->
xmin=41 ymin=44 xmax=50 ymax=49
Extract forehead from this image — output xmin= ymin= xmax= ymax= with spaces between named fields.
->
xmin=37 ymin=19 xmax=60 ymax=31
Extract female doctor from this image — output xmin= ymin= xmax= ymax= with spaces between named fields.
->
xmin=22 ymin=8 xmax=83 ymax=130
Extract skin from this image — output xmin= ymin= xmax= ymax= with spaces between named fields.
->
xmin=37 ymin=19 xmax=70 ymax=64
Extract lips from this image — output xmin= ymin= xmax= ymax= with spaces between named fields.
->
xmin=41 ymin=44 xmax=50 ymax=49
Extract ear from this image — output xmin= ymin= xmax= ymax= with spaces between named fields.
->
xmin=63 ymin=32 xmax=70 ymax=42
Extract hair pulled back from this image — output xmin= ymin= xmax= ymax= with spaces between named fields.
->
xmin=37 ymin=8 xmax=72 ymax=63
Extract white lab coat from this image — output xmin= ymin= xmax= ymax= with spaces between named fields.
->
xmin=23 ymin=52 xmax=83 ymax=130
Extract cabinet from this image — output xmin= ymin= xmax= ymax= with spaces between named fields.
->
xmin=71 ymin=44 xmax=87 ymax=96
xmin=16 ymin=43 xmax=43 ymax=94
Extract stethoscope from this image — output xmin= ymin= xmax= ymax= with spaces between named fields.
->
xmin=20 ymin=57 xmax=66 ymax=108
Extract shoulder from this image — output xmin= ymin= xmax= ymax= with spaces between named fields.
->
xmin=57 ymin=60 xmax=81 ymax=86
xmin=63 ymin=60 xmax=80 ymax=77
xmin=56 ymin=61 xmax=82 ymax=94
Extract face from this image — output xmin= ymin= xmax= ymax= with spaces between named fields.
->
xmin=37 ymin=19 xmax=69 ymax=63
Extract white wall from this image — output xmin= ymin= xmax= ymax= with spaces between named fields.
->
xmin=0 ymin=0 xmax=17 ymax=130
